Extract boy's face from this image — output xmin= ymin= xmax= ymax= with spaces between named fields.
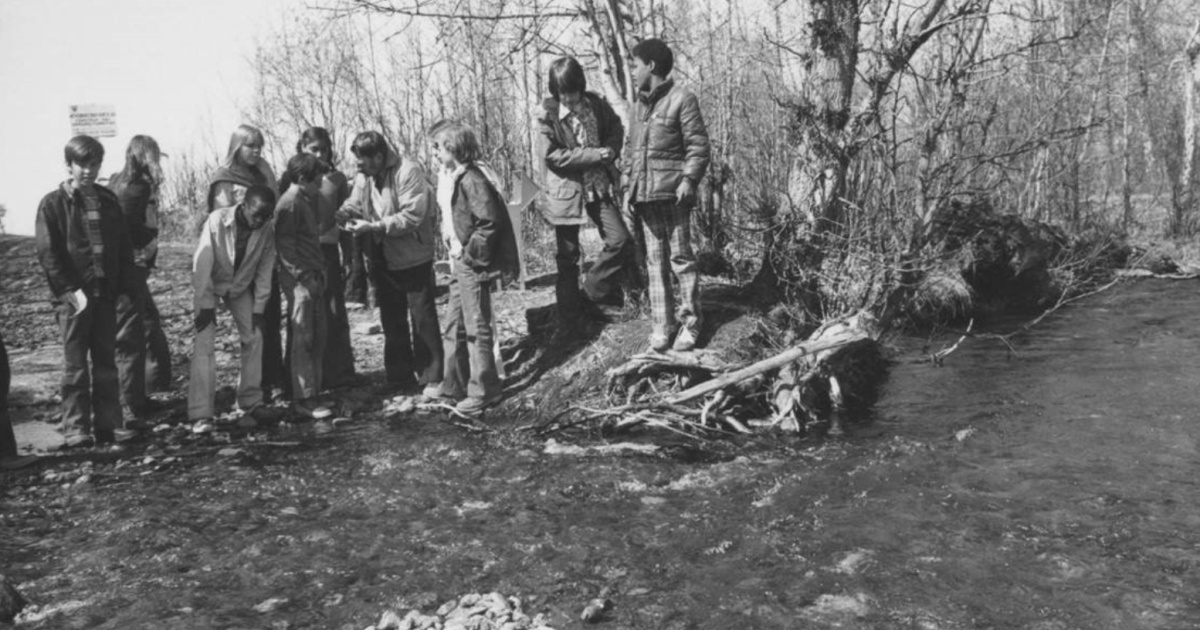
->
xmin=68 ymin=158 xmax=102 ymax=189
xmin=303 ymin=140 xmax=332 ymax=164
xmin=559 ymin=91 xmax=584 ymax=115
xmin=243 ymin=198 xmax=274 ymax=230
xmin=631 ymin=56 xmax=654 ymax=92
xmin=355 ymin=151 xmax=386 ymax=177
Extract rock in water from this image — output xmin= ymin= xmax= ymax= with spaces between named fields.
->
xmin=0 ymin=575 xmax=28 ymax=622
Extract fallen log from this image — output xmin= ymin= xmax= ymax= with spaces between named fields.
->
xmin=665 ymin=333 xmax=863 ymax=405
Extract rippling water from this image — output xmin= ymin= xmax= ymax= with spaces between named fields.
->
xmin=10 ymin=280 xmax=1200 ymax=630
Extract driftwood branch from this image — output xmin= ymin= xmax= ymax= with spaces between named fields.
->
xmin=665 ymin=335 xmax=860 ymax=405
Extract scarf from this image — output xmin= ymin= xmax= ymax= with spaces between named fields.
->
xmin=208 ymin=163 xmax=269 ymax=212
xmin=65 ymin=182 xmax=106 ymax=284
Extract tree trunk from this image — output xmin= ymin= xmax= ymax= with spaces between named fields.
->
xmin=1181 ymin=19 xmax=1200 ymax=233
xmin=787 ymin=0 xmax=859 ymax=234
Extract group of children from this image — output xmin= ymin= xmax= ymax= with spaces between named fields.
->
xmin=27 ymin=37 xmax=709 ymax=450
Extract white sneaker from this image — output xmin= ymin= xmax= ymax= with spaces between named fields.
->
xmin=192 ymin=419 xmax=215 ymax=434
xmin=672 ymin=326 xmax=698 ymax=352
xmin=649 ymin=331 xmax=671 ymax=352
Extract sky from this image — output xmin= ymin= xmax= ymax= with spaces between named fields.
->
xmin=0 ymin=0 xmax=286 ymax=236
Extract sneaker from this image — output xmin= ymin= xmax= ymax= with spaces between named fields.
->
xmin=454 ymin=394 xmax=501 ymax=417
xmin=292 ymin=400 xmax=333 ymax=420
xmin=112 ymin=428 xmax=138 ymax=443
xmin=422 ymin=382 xmax=446 ymax=399
xmin=672 ymin=326 xmax=698 ymax=352
xmin=191 ymin=419 xmax=215 ymax=434
xmin=649 ymin=331 xmax=671 ymax=352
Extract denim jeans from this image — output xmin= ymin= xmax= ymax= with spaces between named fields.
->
xmin=441 ymin=258 xmax=501 ymax=401
xmin=374 ymin=260 xmax=443 ymax=388
xmin=554 ymin=198 xmax=633 ymax=314
xmin=57 ymin=294 xmax=121 ymax=437
xmin=144 ymin=291 xmax=172 ymax=392
xmin=280 ymin=269 xmax=327 ymax=400
xmin=115 ymin=268 xmax=149 ymax=411
xmin=322 ymin=244 xmax=356 ymax=388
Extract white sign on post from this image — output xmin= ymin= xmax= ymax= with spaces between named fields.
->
xmin=69 ymin=104 xmax=117 ymax=138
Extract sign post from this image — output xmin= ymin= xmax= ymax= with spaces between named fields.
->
xmin=69 ymin=104 xmax=117 ymax=138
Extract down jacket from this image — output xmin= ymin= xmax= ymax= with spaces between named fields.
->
xmin=624 ymin=79 xmax=711 ymax=205
xmin=538 ymin=91 xmax=624 ymax=225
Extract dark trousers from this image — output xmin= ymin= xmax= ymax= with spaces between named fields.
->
xmin=322 ymin=244 xmax=356 ymax=388
xmin=554 ymin=198 xmax=633 ymax=314
xmin=373 ymin=258 xmax=443 ymax=388
xmin=261 ymin=268 xmax=290 ymax=395
xmin=144 ymin=292 xmax=172 ymax=392
xmin=115 ymin=272 xmax=149 ymax=412
xmin=342 ymin=231 xmax=370 ymax=305
xmin=442 ymin=259 xmax=501 ymax=400
xmin=57 ymin=294 xmax=121 ymax=437
xmin=116 ymin=271 xmax=174 ymax=407
xmin=1 ymin=331 xmax=15 ymax=458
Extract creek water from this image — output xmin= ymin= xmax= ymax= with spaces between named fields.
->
xmin=7 ymin=279 xmax=1200 ymax=630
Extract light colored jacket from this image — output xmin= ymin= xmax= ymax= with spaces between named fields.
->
xmin=193 ymin=205 xmax=276 ymax=313
xmin=538 ymin=91 xmax=624 ymax=225
xmin=339 ymin=146 xmax=436 ymax=271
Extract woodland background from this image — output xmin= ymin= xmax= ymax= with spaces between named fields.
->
xmin=156 ymin=0 xmax=1200 ymax=323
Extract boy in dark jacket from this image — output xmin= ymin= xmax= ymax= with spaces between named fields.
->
xmin=624 ymin=38 xmax=711 ymax=352
xmin=36 ymin=135 xmax=141 ymax=449
xmin=429 ymin=122 xmax=519 ymax=417
xmin=537 ymin=56 xmax=632 ymax=320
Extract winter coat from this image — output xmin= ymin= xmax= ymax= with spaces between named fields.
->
xmin=449 ymin=165 xmax=520 ymax=279
xmin=339 ymin=146 xmax=436 ymax=271
xmin=35 ymin=183 xmax=141 ymax=300
xmin=538 ymin=91 xmax=624 ymax=225
xmin=624 ymin=79 xmax=711 ymax=205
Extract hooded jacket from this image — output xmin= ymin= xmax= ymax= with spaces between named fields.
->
xmin=537 ymin=91 xmax=624 ymax=225
xmin=339 ymin=145 xmax=436 ymax=271
xmin=624 ymin=79 xmax=711 ymax=205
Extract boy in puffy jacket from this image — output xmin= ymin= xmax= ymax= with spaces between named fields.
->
xmin=624 ymin=38 xmax=711 ymax=352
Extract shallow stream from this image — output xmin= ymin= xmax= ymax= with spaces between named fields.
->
xmin=5 ymin=279 xmax=1200 ymax=629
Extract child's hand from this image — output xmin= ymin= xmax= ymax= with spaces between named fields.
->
xmin=194 ymin=308 xmax=216 ymax=332
xmin=676 ymin=179 xmax=696 ymax=207
xmin=62 ymin=288 xmax=89 ymax=316
xmin=345 ymin=219 xmax=377 ymax=235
